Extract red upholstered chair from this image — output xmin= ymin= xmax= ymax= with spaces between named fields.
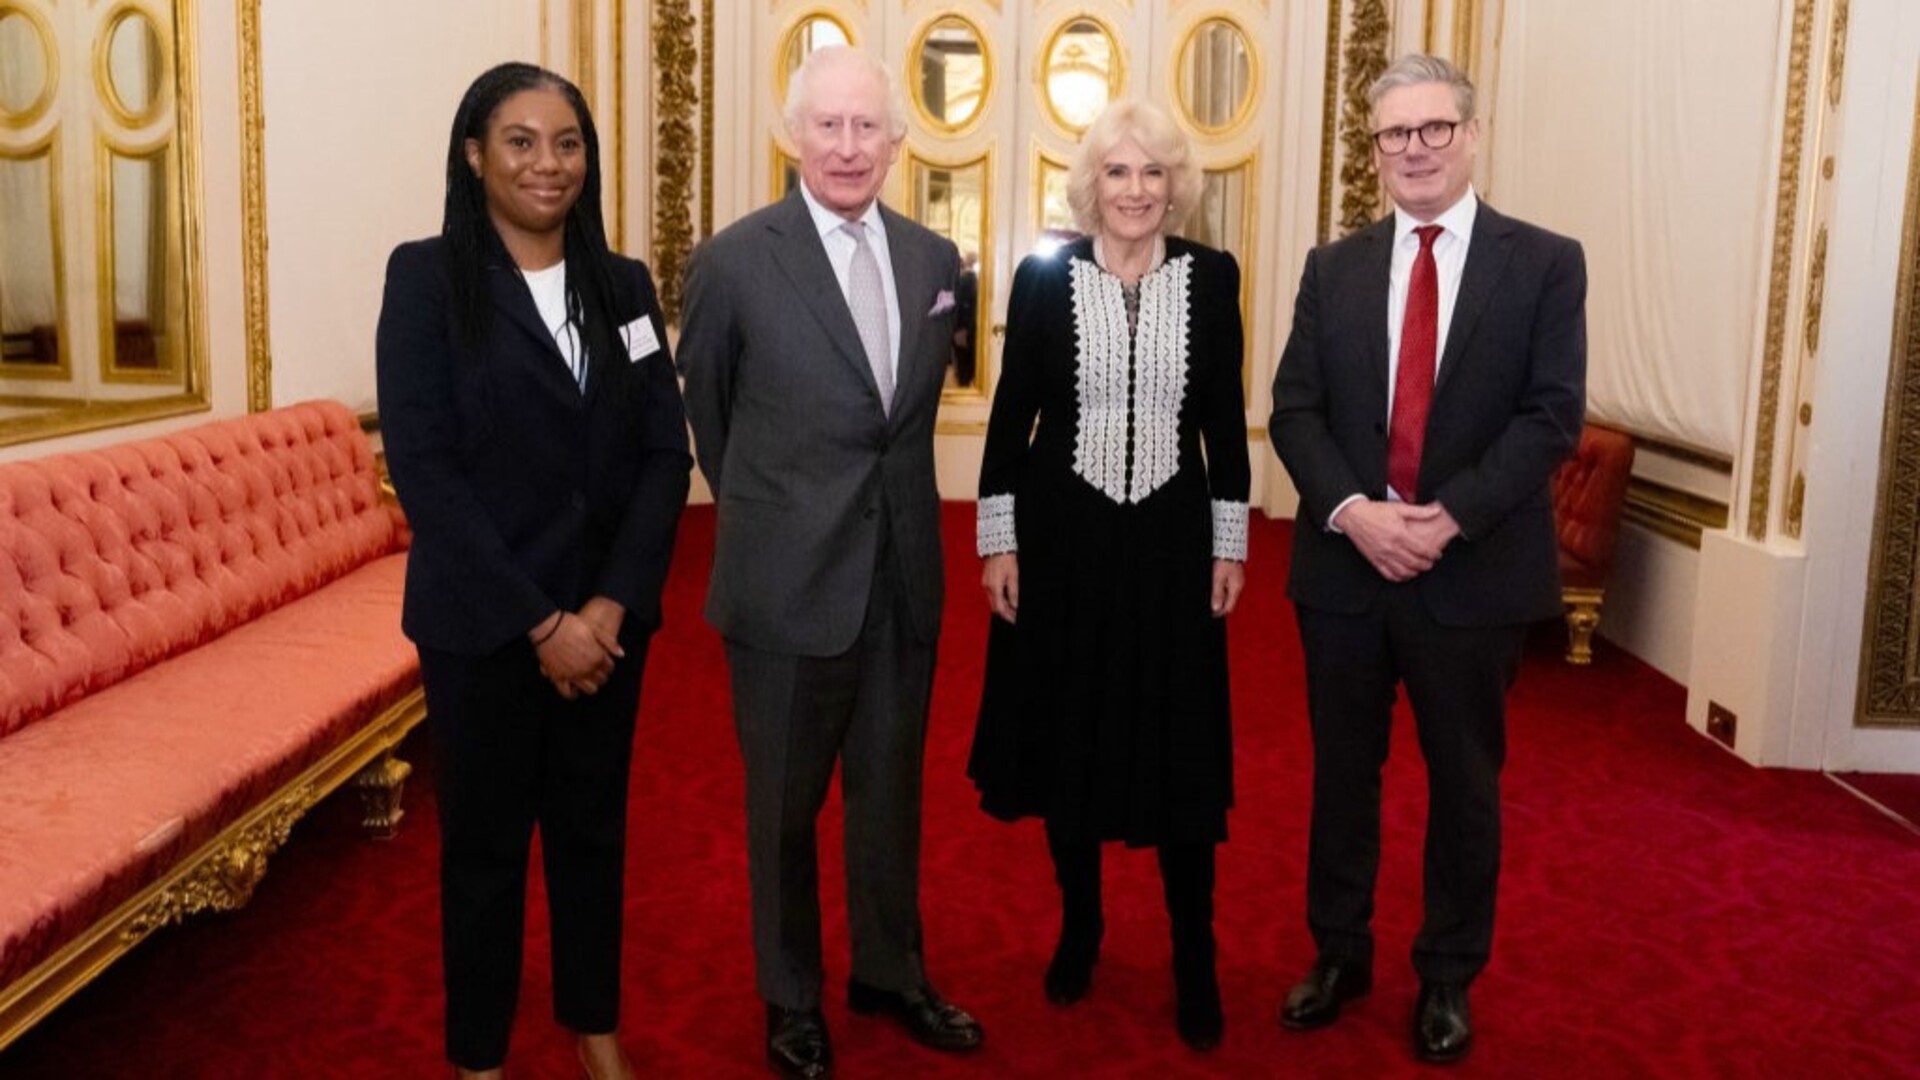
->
xmin=1552 ymin=423 xmax=1635 ymax=664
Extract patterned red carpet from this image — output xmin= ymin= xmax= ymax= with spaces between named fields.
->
xmin=7 ymin=505 xmax=1919 ymax=1078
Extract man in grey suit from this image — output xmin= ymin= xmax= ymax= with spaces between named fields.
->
xmin=677 ymin=45 xmax=981 ymax=1080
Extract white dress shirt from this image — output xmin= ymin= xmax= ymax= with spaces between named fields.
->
xmin=799 ymin=184 xmax=902 ymax=379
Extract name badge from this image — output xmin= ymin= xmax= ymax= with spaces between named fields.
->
xmin=621 ymin=315 xmax=661 ymax=362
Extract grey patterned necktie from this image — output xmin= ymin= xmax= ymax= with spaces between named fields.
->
xmin=841 ymin=219 xmax=894 ymax=414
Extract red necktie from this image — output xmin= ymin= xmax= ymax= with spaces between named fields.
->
xmin=1388 ymin=225 xmax=1443 ymax=501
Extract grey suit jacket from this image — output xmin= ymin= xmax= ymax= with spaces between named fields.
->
xmin=679 ymin=190 xmax=963 ymax=656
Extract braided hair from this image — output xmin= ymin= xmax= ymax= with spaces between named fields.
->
xmin=441 ymin=62 xmax=626 ymax=375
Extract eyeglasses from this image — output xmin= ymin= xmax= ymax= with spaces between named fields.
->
xmin=1372 ymin=119 xmax=1461 ymax=155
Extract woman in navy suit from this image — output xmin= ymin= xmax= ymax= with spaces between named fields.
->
xmin=376 ymin=62 xmax=690 ymax=1080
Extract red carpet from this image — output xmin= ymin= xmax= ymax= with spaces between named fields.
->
xmin=1832 ymin=773 xmax=1920 ymax=834
xmin=6 ymin=504 xmax=1919 ymax=1078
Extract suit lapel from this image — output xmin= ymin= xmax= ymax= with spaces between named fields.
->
xmin=1434 ymin=203 xmax=1516 ymax=398
xmin=882 ymin=205 xmax=933 ymax=423
xmin=1354 ymin=219 xmax=1394 ymax=407
xmin=765 ymin=191 xmax=886 ymax=403
xmin=486 ymin=263 xmax=583 ymax=401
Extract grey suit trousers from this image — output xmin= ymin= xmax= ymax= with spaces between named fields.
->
xmin=724 ymin=526 xmax=936 ymax=1009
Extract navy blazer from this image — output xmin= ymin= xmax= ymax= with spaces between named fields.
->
xmin=376 ymin=236 xmax=693 ymax=655
xmin=1269 ymin=203 xmax=1587 ymax=627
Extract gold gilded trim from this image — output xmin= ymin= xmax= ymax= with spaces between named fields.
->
xmin=1854 ymin=74 xmax=1920 ymax=730
xmin=613 ymin=0 xmax=624 ymax=250
xmin=905 ymin=147 xmax=993 ymax=402
xmin=1827 ymin=0 xmax=1849 ymax=108
xmin=700 ymin=0 xmax=713 ymax=238
xmin=1337 ymin=0 xmax=1389 ymax=237
xmin=1749 ymin=0 xmax=1816 ymax=541
xmin=95 ymin=138 xmax=181 ymax=385
xmin=238 ymin=0 xmax=270 ymax=410
xmin=573 ymin=0 xmax=595 ymax=116
xmin=776 ymin=10 xmax=856 ymax=107
xmin=1624 ymin=477 xmax=1730 ymax=550
xmin=0 ymin=1 xmax=58 ymax=130
xmin=1316 ymin=0 xmax=1342 ymax=243
xmin=1036 ymin=12 xmax=1127 ymax=137
xmin=0 ymin=137 xmax=69 ymax=382
xmin=1803 ymin=224 xmax=1827 ymax=356
xmin=653 ymin=0 xmax=696 ymax=324
xmin=94 ymin=4 xmax=170 ymax=129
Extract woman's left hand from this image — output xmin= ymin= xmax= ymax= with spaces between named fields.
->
xmin=1210 ymin=559 xmax=1245 ymax=618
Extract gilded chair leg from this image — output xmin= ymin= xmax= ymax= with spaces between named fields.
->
xmin=1561 ymin=588 xmax=1605 ymax=665
xmin=352 ymin=750 xmax=413 ymax=840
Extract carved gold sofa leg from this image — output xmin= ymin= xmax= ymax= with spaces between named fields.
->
xmin=352 ymin=751 xmax=413 ymax=840
xmin=1562 ymin=586 xmax=1605 ymax=665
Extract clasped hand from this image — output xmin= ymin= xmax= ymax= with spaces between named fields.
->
xmin=531 ymin=596 xmax=626 ymax=700
xmin=1334 ymin=499 xmax=1460 ymax=582
xmin=982 ymin=552 xmax=1245 ymax=621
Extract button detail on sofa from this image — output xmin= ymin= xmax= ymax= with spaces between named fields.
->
xmin=1552 ymin=424 xmax=1635 ymax=664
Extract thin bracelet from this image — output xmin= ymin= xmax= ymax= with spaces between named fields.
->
xmin=532 ymin=613 xmax=566 ymax=646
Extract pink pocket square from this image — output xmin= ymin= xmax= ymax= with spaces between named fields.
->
xmin=928 ymin=290 xmax=956 ymax=317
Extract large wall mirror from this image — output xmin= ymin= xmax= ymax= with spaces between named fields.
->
xmin=1176 ymin=17 xmax=1256 ymax=135
xmin=1040 ymin=16 xmax=1122 ymax=134
xmin=905 ymin=151 xmax=990 ymax=396
xmin=909 ymin=14 xmax=989 ymax=135
xmin=0 ymin=0 xmax=204 ymax=447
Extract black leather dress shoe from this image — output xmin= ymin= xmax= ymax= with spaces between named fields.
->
xmin=1413 ymin=981 xmax=1472 ymax=1064
xmin=846 ymin=979 xmax=985 ymax=1052
xmin=765 ymin=1004 xmax=831 ymax=1079
xmin=1279 ymin=954 xmax=1373 ymax=1030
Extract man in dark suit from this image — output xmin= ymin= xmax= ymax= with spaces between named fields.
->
xmin=1268 ymin=53 xmax=1586 ymax=1064
xmin=677 ymin=45 xmax=981 ymax=1080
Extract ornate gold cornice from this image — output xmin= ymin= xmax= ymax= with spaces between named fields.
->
xmin=1749 ymin=0 xmax=1816 ymax=541
xmin=238 ymin=0 xmax=270 ymax=412
xmin=1854 ymin=75 xmax=1920 ymax=730
xmin=124 ymin=785 xmax=315 ymax=942
xmin=653 ymin=0 xmax=696 ymax=325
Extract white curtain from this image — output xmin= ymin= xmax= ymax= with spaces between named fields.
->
xmin=1481 ymin=0 xmax=1784 ymax=458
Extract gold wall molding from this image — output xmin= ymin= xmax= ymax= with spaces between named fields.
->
xmin=653 ymin=0 xmax=696 ymax=325
xmin=1826 ymin=0 xmax=1848 ymax=107
xmin=613 ymin=0 xmax=625 ymax=249
xmin=1315 ymin=0 xmax=1342 ymax=242
xmin=1748 ymin=0 xmax=1816 ymax=541
xmin=1336 ymin=0 xmax=1389 ymax=236
xmin=1854 ymin=75 xmax=1920 ymax=730
xmin=700 ymin=0 xmax=713 ymax=238
xmin=238 ymin=0 xmax=270 ymax=411
xmin=1624 ymin=477 xmax=1730 ymax=550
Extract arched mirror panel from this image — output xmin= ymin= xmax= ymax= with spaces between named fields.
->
xmin=777 ymin=12 xmax=853 ymax=104
xmin=1176 ymin=17 xmax=1255 ymax=135
xmin=910 ymin=14 xmax=990 ymax=134
xmin=0 ymin=0 xmax=203 ymax=447
xmin=1040 ymin=16 xmax=1123 ymax=134
xmin=906 ymin=151 xmax=991 ymax=396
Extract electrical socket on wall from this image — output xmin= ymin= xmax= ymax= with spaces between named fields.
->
xmin=1706 ymin=702 xmax=1737 ymax=749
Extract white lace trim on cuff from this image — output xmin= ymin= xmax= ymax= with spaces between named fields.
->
xmin=978 ymin=493 xmax=1018 ymax=556
xmin=1212 ymin=499 xmax=1249 ymax=562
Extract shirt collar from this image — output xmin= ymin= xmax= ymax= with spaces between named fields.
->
xmin=1394 ymin=186 xmax=1478 ymax=246
xmin=799 ymin=182 xmax=886 ymax=243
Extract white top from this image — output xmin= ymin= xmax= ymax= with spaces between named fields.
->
xmin=522 ymin=261 xmax=587 ymax=390
xmin=799 ymin=185 xmax=901 ymax=378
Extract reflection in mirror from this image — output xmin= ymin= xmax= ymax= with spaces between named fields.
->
xmin=774 ymin=149 xmax=798 ymax=200
xmin=0 ymin=0 xmax=202 ymax=446
xmin=0 ymin=153 xmax=62 ymax=376
xmin=108 ymin=150 xmax=171 ymax=374
xmin=1184 ymin=164 xmax=1249 ymax=260
xmin=1178 ymin=19 xmax=1253 ymax=132
xmin=780 ymin=14 xmax=850 ymax=99
xmin=912 ymin=16 xmax=987 ymax=131
xmin=908 ymin=155 xmax=987 ymax=392
xmin=1043 ymin=18 xmax=1118 ymax=132
xmin=0 ymin=9 xmax=53 ymax=123
xmin=1034 ymin=156 xmax=1077 ymax=256
xmin=104 ymin=9 xmax=163 ymax=124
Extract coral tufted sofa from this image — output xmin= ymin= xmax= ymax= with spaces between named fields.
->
xmin=0 ymin=400 xmax=424 ymax=1049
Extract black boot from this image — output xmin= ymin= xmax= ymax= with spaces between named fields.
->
xmin=1044 ymin=829 xmax=1103 ymax=1005
xmin=1161 ymin=843 xmax=1223 ymax=1051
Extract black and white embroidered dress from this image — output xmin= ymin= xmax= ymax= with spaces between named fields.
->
xmin=969 ymin=235 xmax=1250 ymax=845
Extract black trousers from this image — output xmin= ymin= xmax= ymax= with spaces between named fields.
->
xmin=420 ymin=632 xmax=647 ymax=1070
xmin=1295 ymin=584 xmax=1525 ymax=986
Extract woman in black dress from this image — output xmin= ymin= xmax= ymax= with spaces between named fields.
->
xmin=970 ymin=100 xmax=1250 ymax=1051
xmin=377 ymin=63 xmax=690 ymax=1079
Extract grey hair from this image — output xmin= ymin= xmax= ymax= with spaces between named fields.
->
xmin=1065 ymin=101 xmax=1205 ymax=237
xmin=782 ymin=44 xmax=909 ymax=141
xmin=1366 ymin=53 xmax=1476 ymax=122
